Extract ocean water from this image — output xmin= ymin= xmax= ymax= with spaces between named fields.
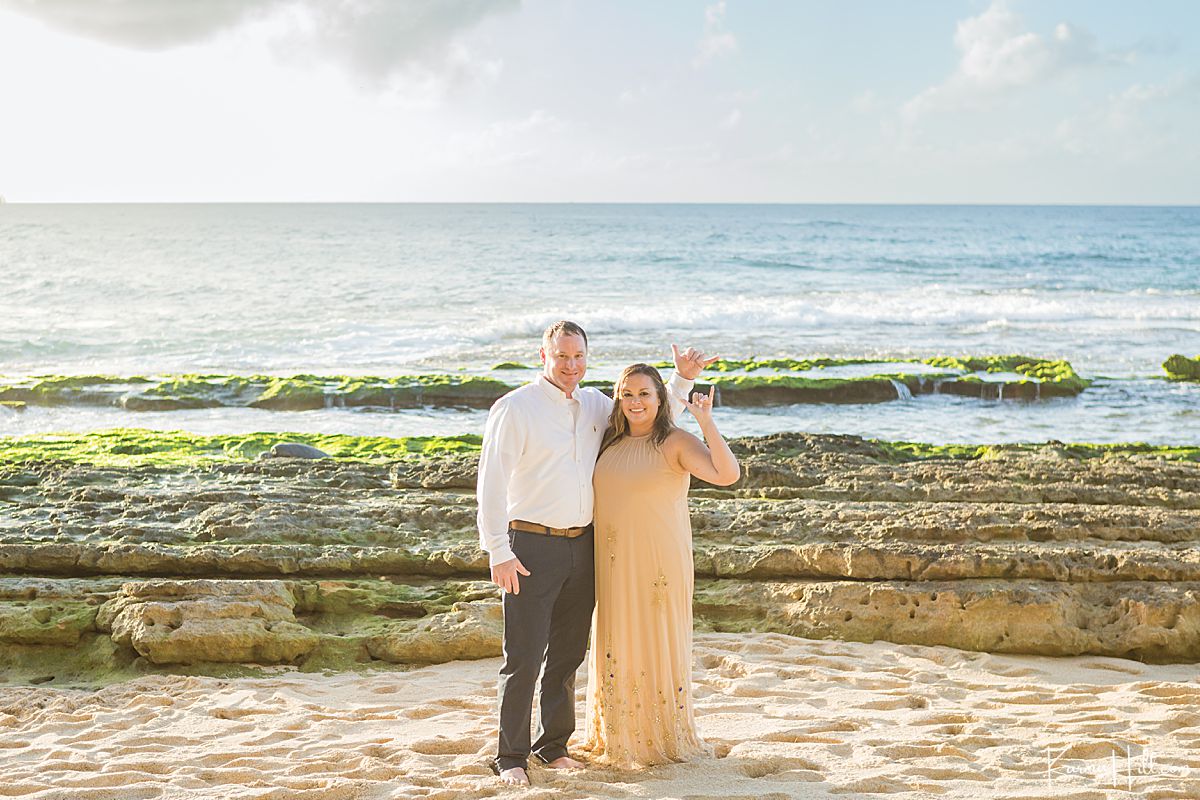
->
xmin=1 ymin=203 xmax=1197 ymax=444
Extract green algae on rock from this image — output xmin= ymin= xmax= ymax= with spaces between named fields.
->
xmin=0 ymin=576 xmax=502 ymax=685
xmin=2 ymin=427 xmax=1196 ymax=473
xmin=249 ymin=374 xmax=511 ymax=410
xmin=0 ymin=356 xmax=1089 ymax=411
xmin=651 ymin=357 xmax=903 ymax=373
xmin=1164 ymin=354 xmax=1200 ymax=382
xmin=708 ymin=374 xmax=902 ymax=404
xmin=0 ymin=429 xmax=482 ymax=467
xmin=650 ymin=354 xmax=1090 ymax=404
xmin=921 ymin=355 xmax=1090 ymax=397
xmin=0 ymin=376 xmax=152 ymax=409
xmin=0 ymin=373 xmax=514 ymax=411
xmin=868 ymin=438 xmax=1200 ymax=464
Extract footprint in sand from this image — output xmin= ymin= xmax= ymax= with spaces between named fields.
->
xmin=737 ymin=641 xmax=787 ymax=655
xmin=876 ymin=743 xmax=975 ymax=761
xmin=738 ymin=755 xmax=823 ymax=778
xmin=240 ymin=730 xmax=302 ymax=747
xmin=697 ymin=653 xmax=750 ymax=676
xmin=851 ymin=677 xmax=911 ymax=690
xmin=1137 ymin=685 xmax=1200 ymax=703
xmin=1156 ymin=711 xmax=1200 ymax=731
xmin=800 ymin=719 xmax=864 ymax=734
xmin=102 ymin=759 xmax=173 ymax=775
xmin=912 ymin=712 xmax=976 ymax=726
xmin=761 ymin=729 xmax=847 ymax=745
xmin=1048 ymin=740 xmax=1132 ymax=760
xmin=905 ymin=765 xmax=992 ymax=781
xmin=1079 ymin=659 xmax=1144 ymax=676
xmin=954 ymin=734 xmax=1017 ymax=749
xmin=829 ymin=774 xmax=912 ymax=794
xmin=990 ymin=666 xmax=1042 ymax=678
xmin=707 ymin=739 xmax=734 ymax=758
xmin=40 ymin=756 xmax=104 ymax=772
xmin=210 ymin=705 xmax=272 ymax=719
xmin=859 ymin=695 xmax=929 ymax=711
xmin=402 ymin=696 xmax=491 ymax=721
xmin=408 ymin=736 xmax=488 ymax=756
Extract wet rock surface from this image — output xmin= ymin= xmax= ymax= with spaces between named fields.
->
xmin=2 ymin=432 xmax=1199 ymax=682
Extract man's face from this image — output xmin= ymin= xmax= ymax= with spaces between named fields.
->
xmin=540 ymin=333 xmax=587 ymax=394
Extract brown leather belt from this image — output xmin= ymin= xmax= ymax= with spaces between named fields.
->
xmin=510 ymin=519 xmax=592 ymax=538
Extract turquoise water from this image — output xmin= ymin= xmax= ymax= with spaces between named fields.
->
xmin=1 ymin=203 xmax=1197 ymax=443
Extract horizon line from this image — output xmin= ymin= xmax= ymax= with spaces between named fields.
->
xmin=3 ymin=200 xmax=1199 ymax=208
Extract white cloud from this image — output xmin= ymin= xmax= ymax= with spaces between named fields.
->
xmin=442 ymin=109 xmax=567 ymax=168
xmin=903 ymin=1 xmax=1123 ymax=120
xmin=1054 ymin=76 xmax=1199 ymax=158
xmin=693 ymin=1 xmax=736 ymax=67
xmin=618 ymin=81 xmax=656 ymax=105
xmin=0 ymin=0 xmax=517 ymax=83
xmin=851 ymin=90 xmax=877 ymax=114
xmin=721 ymin=108 xmax=741 ymax=129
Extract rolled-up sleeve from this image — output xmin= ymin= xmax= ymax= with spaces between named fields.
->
xmin=665 ymin=372 xmax=695 ymax=420
xmin=477 ymin=397 xmax=524 ymax=567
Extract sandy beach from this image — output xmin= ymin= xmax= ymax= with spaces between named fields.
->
xmin=3 ymin=631 xmax=1198 ymax=799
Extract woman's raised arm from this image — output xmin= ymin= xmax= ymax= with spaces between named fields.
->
xmin=670 ymin=387 xmax=740 ymax=486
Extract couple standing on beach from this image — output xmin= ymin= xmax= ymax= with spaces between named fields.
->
xmin=476 ymin=320 xmax=740 ymax=785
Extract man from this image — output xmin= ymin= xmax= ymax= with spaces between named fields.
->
xmin=477 ymin=320 xmax=715 ymax=786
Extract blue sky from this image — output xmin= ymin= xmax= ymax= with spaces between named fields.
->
xmin=0 ymin=0 xmax=1196 ymax=202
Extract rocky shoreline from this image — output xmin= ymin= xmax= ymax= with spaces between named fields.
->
xmin=0 ymin=354 xmax=1091 ymax=412
xmin=2 ymin=431 xmax=1198 ymax=686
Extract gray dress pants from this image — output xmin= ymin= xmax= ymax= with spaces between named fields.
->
xmin=494 ymin=526 xmax=595 ymax=772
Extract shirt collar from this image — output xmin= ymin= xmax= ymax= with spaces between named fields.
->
xmin=537 ymin=374 xmax=577 ymax=404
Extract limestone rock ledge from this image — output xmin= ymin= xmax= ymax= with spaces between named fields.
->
xmin=4 ymin=574 xmax=1198 ymax=688
xmin=0 ymin=576 xmax=503 ymax=684
xmin=366 ymin=601 xmax=501 ymax=663
xmin=95 ymin=580 xmax=318 ymax=665
xmin=4 ymin=433 xmax=1199 ymax=681
xmin=695 ymin=579 xmax=1200 ymax=663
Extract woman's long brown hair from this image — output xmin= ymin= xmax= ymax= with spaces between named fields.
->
xmin=600 ymin=363 xmax=677 ymax=454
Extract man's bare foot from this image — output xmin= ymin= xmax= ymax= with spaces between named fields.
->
xmin=498 ymin=766 xmax=530 ymax=785
xmin=544 ymin=756 xmax=584 ymax=770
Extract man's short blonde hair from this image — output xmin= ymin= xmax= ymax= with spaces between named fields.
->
xmin=542 ymin=320 xmax=588 ymax=350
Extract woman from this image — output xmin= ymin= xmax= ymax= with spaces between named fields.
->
xmin=582 ymin=363 xmax=740 ymax=768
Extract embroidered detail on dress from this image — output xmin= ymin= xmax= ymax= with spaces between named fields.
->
xmin=651 ymin=574 xmax=668 ymax=604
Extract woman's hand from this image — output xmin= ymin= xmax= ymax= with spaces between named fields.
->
xmin=683 ymin=385 xmax=716 ymax=425
xmin=668 ymin=387 xmax=740 ymax=486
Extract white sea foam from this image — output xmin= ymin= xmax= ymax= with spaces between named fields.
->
xmin=1 ymin=203 xmax=1197 ymax=441
xmin=468 ymin=290 xmax=1197 ymax=341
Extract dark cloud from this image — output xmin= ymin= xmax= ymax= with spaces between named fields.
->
xmin=0 ymin=0 xmax=518 ymax=78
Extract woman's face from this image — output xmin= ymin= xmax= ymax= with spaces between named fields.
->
xmin=619 ymin=372 xmax=660 ymax=427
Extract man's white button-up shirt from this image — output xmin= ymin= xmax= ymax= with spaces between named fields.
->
xmin=476 ymin=372 xmax=693 ymax=567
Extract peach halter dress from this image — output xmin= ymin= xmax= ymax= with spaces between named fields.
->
xmin=582 ymin=432 xmax=708 ymax=768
